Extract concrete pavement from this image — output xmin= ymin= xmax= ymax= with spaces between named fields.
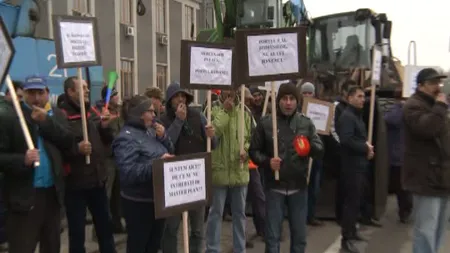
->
xmin=54 ymin=196 xmax=450 ymax=253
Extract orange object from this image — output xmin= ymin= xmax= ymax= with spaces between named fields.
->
xmin=293 ymin=135 xmax=310 ymax=157
xmin=248 ymin=159 xmax=258 ymax=169
xmin=212 ymin=89 xmax=221 ymax=95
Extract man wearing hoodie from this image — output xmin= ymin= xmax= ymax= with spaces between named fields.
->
xmin=249 ymin=87 xmax=264 ymax=122
xmin=203 ymin=88 xmax=252 ymax=253
xmin=249 ymin=82 xmax=324 ymax=253
xmin=160 ymin=82 xmax=216 ymax=253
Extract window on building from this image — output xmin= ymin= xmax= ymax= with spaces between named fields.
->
xmin=205 ymin=6 xmax=215 ymax=29
xmin=205 ymin=1 xmax=226 ymax=28
xmin=184 ymin=6 xmax=195 ymax=40
xmin=120 ymin=59 xmax=135 ymax=98
xmin=72 ymin=0 xmax=92 ymax=15
xmin=120 ymin=0 xmax=133 ymax=24
xmin=156 ymin=64 xmax=167 ymax=95
xmin=156 ymin=0 xmax=166 ymax=33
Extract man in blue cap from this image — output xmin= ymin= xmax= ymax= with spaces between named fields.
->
xmin=0 ymin=75 xmax=89 ymax=253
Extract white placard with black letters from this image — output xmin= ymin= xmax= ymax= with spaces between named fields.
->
xmin=246 ymin=33 xmax=299 ymax=77
xmin=189 ymin=47 xmax=233 ymax=86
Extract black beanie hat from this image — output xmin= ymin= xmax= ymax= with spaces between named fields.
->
xmin=276 ymin=82 xmax=299 ymax=104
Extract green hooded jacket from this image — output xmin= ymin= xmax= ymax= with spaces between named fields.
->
xmin=207 ymin=99 xmax=252 ymax=186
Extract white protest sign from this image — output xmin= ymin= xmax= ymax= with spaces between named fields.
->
xmin=371 ymin=46 xmax=382 ymax=85
xmin=402 ymin=65 xmax=439 ymax=98
xmin=0 ymin=17 xmax=14 ymax=86
xmin=164 ymin=158 xmax=206 ymax=208
xmin=60 ymin=21 xmax=96 ymax=64
xmin=302 ymin=98 xmax=334 ymax=135
xmin=189 ymin=47 xmax=233 ymax=86
xmin=247 ymin=33 xmax=299 ymax=77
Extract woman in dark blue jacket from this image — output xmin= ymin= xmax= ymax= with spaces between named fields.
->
xmin=112 ymin=95 xmax=174 ymax=253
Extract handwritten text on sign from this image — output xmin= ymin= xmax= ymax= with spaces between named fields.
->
xmin=247 ymin=33 xmax=299 ymax=77
xmin=305 ymin=102 xmax=330 ymax=133
xmin=164 ymin=158 xmax=206 ymax=208
xmin=60 ymin=22 xmax=96 ymax=64
xmin=190 ymin=47 xmax=232 ymax=86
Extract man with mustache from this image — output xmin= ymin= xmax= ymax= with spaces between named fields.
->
xmin=402 ymin=68 xmax=450 ymax=253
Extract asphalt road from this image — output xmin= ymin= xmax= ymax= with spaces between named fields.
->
xmin=54 ymin=196 xmax=450 ymax=253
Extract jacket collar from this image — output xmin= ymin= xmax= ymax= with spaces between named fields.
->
xmin=414 ymin=90 xmax=435 ymax=106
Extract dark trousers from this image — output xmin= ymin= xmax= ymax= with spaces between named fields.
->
xmin=6 ymin=187 xmax=61 ymax=253
xmin=360 ymin=170 xmax=374 ymax=220
xmin=122 ymin=197 xmax=165 ymax=253
xmin=341 ymin=171 xmax=367 ymax=240
xmin=65 ymin=186 xmax=115 ymax=253
xmin=307 ymin=160 xmax=322 ymax=220
xmin=390 ymin=166 xmax=413 ymax=218
xmin=265 ymin=190 xmax=307 ymax=253
xmin=0 ymin=177 xmax=5 ymax=244
xmin=162 ymin=207 xmax=205 ymax=253
xmin=110 ymin=170 xmax=122 ymax=225
xmin=248 ymin=169 xmax=266 ymax=236
xmin=335 ymin=174 xmax=345 ymax=222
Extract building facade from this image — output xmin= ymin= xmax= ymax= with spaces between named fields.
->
xmin=27 ymin=0 xmax=205 ymax=99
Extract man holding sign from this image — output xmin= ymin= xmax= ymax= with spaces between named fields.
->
xmin=249 ymin=82 xmax=323 ymax=253
xmin=0 ymin=76 xmax=79 ymax=253
xmin=160 ymin=82 xmax=216 ymax=253
xmin=58 ymin=76 xmax=116 ymax=253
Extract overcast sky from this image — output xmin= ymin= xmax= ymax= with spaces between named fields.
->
xmin=299 ymin=0 xmax=450 ymax=70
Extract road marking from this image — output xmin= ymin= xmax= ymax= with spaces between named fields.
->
xmin=323 ymin=235 xmax=343 ymax=253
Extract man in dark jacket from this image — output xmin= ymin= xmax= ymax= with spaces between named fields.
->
xmin=160 ymin=82 xmax=216 ymax=253
xmin=402 ymin=68 xmax=450 ymax=253
xmin=249 ymin=82 xmax=324 ymax=253
xmin=337 ymin=86 xmax=374 ymax=253
xmin=59 ymin=76 xmax=116 ymax=253
xmin=384 ymin=97 xmax=412 ymax=223
xmin=0 ymin=76 xmax=84 ymax=253
xmin=331 ymin=80 xmax=355 ymax=222
xmin=0 ymin=80 xmax=23 ymax=251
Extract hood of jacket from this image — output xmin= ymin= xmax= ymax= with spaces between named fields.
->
xmin=165 ymin=81 xmax=194 ymax=113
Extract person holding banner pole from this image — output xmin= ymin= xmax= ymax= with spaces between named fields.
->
xmin=249 ymin=82 xmax=324 ymax=253
xmin=204 ymin=89 xmax=252 ymax=253
xmin=337 ymin=86 xmax=373 ymax=253
xmin=58 ymin=76 xmax=116 ymax=253
xmin=112 ymin=95 xmax=174 ymax=253
xmin=160 ymin=82 xmax=217 ymax=253
xmin=0 ymin=75 xmax=80 ymax=253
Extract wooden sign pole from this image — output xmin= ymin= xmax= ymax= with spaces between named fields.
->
xmin=77 ymin=68 xmax=91 ymax=164
xmin=206 ymin=90 xmax=212 ymax=152
xmin=182 ymin=211 xmax=189 ymax=253
xmin=5 ymin=75 xmax=39 ymax=167
xmin=368 ymin=80 xmax=376 ymax=144
xmin=271 ymin=81 xmax=279 ymax=180
xmin=240 ymin=84 xmax=245 ymax=169
xmin=262 ymin=90 xmax=270 ymax=117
